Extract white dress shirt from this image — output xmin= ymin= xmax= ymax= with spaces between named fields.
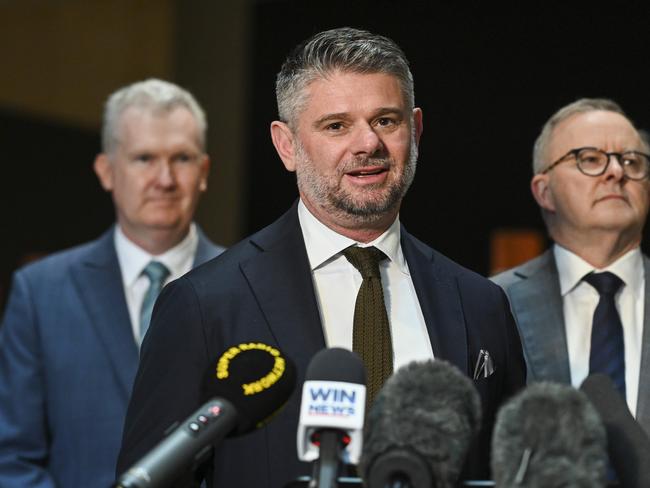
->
xmin=554 ymin=244 xmax=644 ymax=415
xmin=114 ymin=224 xmax=199 ymax=341
xmin=298 ymin=200 xmax=433 ymax=370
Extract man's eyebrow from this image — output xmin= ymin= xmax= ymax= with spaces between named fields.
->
xmin=373 ymin=107 xmax=405 ymax=118
xmin=312 ymin=113 xmax=350 ymax=128
xmin=312 ymin=107 xmax=405 ymax=128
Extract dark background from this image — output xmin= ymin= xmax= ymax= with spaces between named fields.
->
xmin=3 ymin=1 xmax=650 ymax=311
xmin=246 ymin=1 xmax=650 ymax=261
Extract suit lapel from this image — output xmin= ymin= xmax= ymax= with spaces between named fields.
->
xmin=401 ymin=229 xmax=468 ymax=374
xmin=508 ymin=251 xmax=571 ymax=383
xmin=635 ymin=255 xmax=650 ymax=436
xmin=71 ymin=229 xmax=138 ymax=398
xmin=240 ymin=206 xmax=326 ymax=373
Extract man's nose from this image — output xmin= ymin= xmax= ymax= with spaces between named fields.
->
xmin=350 ymin=124 xmax=384 ymax=156
xmin=604 ymin=153 xmax=625 ymax=181
xmin=155 ymin=160 xmax=176 ymax=187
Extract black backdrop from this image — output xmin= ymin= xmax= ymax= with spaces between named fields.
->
xmin=3 ymin=1 xmax=650 ymax=310
xmin=1 ymin=110 xmax=108 ymax=310
xmin=245 ymin=1 xmax=650 ymax=273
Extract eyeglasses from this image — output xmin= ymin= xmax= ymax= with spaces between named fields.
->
xmin=542 ymin=146 xmax=650 ymax=180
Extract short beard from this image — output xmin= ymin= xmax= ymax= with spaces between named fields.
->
xmin=294 ymin=131 xmax=418 ymax=225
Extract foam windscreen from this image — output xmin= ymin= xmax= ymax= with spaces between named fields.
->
xmin=204 ymin=342 xmax=296 ymax=435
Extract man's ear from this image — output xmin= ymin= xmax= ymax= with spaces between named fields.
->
xmin=93 ymin=153 xmax=114 ymax=191
xmin=531 ymin=174 xmax=555 ymax=212
xmin=270 ymin=121 xmax=297 ymax=172
xmin=413 ymin=107 xmax=423 ymax=145
xmin=198 ymin=154 xmax=210 ymax=192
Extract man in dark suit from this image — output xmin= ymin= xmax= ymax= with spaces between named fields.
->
xmin=492 ymin=98 xmax=650 ymax=436
xmin=0 ymin=79 xmax=224 ymax=488
xmin=117 ymin=28 xmax=525 ymax=487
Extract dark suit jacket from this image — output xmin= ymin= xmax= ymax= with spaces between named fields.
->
xmin=492 ymin=249 xmax=650 ymax=437
xmin=0 ymin=226 xmax=223 ymax=488
xmin=117 ymin=205 xmax=526 ymax=487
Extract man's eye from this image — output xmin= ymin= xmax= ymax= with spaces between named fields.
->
xmin=622 ymin=154 xmax=642 ymax=167
xmin=376 ymin=117 xmax=395 ymax=127
xmin=326 ymin=122 xmax=344 ymax=131
xmin=135 ymin=154 xmax=153 ymax=163
xmin=175 ymin=153 xmax=194 ymax=163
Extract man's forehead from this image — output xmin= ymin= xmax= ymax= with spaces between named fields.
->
xmin=299 ymin=71 xmax=406 ymax=114
xmin=307 ymin=69 xmax=402 ymax=90
xmin=113 ymin=106 xmax=201 ymax=151
xmin=550 ymin=110 xmax=639 ymax=150
xmin=118 ymin=105 xmax=194 ymax=126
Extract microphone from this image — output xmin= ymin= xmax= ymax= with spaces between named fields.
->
xmin=580 ymin=374 xmax=650 ymax=487
xmin=359 ymin=360 xmax=481 ymax=488
xmin=115 ymin=342 xmax=296 ymax=488
xmin=297 ymin=348 xmax=367 ymax=488
xmin=491 ymin=381 xmax=607 ymax=487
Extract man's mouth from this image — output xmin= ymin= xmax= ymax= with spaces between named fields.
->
xmin=599 ymin=193 xmax=626 ymax=200
xmin=346 ymin=166 xmax=388 ymax=177
xmin=148 ymin=196 xmax=180 ymax=203
xmin=594 ymin=194 xmax=628 ymax=205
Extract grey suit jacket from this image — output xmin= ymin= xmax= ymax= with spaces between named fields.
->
xmin=492 ymin=249 xmax=650 ymax=436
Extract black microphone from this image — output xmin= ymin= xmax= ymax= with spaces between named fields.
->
xmin=491 ymin=381 xmax=608 ymax=487
xmin=359 ymin=360 xmax=482 ymax=488
xmin=115 ymin=342 xmax=296 ymax=488
xmin=580 ymin=374 xmax=650 ymax=487
xmin=297 ymin=348 xmax=367 ymax=488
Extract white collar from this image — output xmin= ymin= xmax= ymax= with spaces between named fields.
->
xmin=114 ymin=223 xmax=198 ymax=287
xmin=297 ymin=199 xmax=407 ymax=274
xmin=553 ymin=244 xmax=643 ymax=297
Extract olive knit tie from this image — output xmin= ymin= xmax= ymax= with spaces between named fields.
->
xmin=342 ymin=246 xmax=393 ymax=406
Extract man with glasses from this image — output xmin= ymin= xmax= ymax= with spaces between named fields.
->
xmin=493 ymin=98 xmax=650 ymax=435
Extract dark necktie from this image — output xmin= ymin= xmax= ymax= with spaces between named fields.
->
xmin=139 ymin=261 xmax=170 ymax=344
xmin=342 ymin=246 xmax=392 ymax=405
xmin=583 ymin=271 xmax=626 ymax=398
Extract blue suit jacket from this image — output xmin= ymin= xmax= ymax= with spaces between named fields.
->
xmin=0 ymin=226 xmax=223 ymax=488
xmin=117 ymin=204 xmax=526 ymax=487
xmin=492 ymin=249 xmax=650 ymax=437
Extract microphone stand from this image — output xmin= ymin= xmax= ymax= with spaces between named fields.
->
xmin=310 ymin=430 xmax=344 ymax=488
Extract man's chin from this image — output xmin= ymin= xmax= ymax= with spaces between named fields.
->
xmin=332 ymin=188 xmax=403 ymax=216
xmin=333 ymin=198 xmax=399 ymax=221
xmin=140 ymin=216 xmax=188 ymax=232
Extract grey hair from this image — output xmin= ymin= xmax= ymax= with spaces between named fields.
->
xmin=102 ymin=78 xmax=207 ymax=154
xmin=532 ymin=98 xmax=627 ymax=174
xmin=638 ymin=128 xmax=650 ymax=153
xmin=275 ymin=27 xmax=414 ymax=129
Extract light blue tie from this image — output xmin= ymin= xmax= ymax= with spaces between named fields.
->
xmin=139 ymin=261 xmax=170 ymax=344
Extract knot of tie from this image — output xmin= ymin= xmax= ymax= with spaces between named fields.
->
xmin=342 ymin=246 xmax=386 ymax=279
xmin=583 ymin=271 xmax=624 ymax=297
xmin=143 ymin=261 xmax=170 ymax=284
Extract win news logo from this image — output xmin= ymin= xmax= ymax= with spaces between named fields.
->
xmin=307 ymin=385 xmax=360 ymax=417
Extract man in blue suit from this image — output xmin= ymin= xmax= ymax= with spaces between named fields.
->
xmin=117 ymin=29 xmax=525 ymax=487
xmin=0 ymin=79 xmax=224 ymax=488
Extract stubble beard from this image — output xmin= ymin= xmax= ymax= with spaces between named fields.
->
xmin=294 ymin=134 xmax=418 ymax=226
